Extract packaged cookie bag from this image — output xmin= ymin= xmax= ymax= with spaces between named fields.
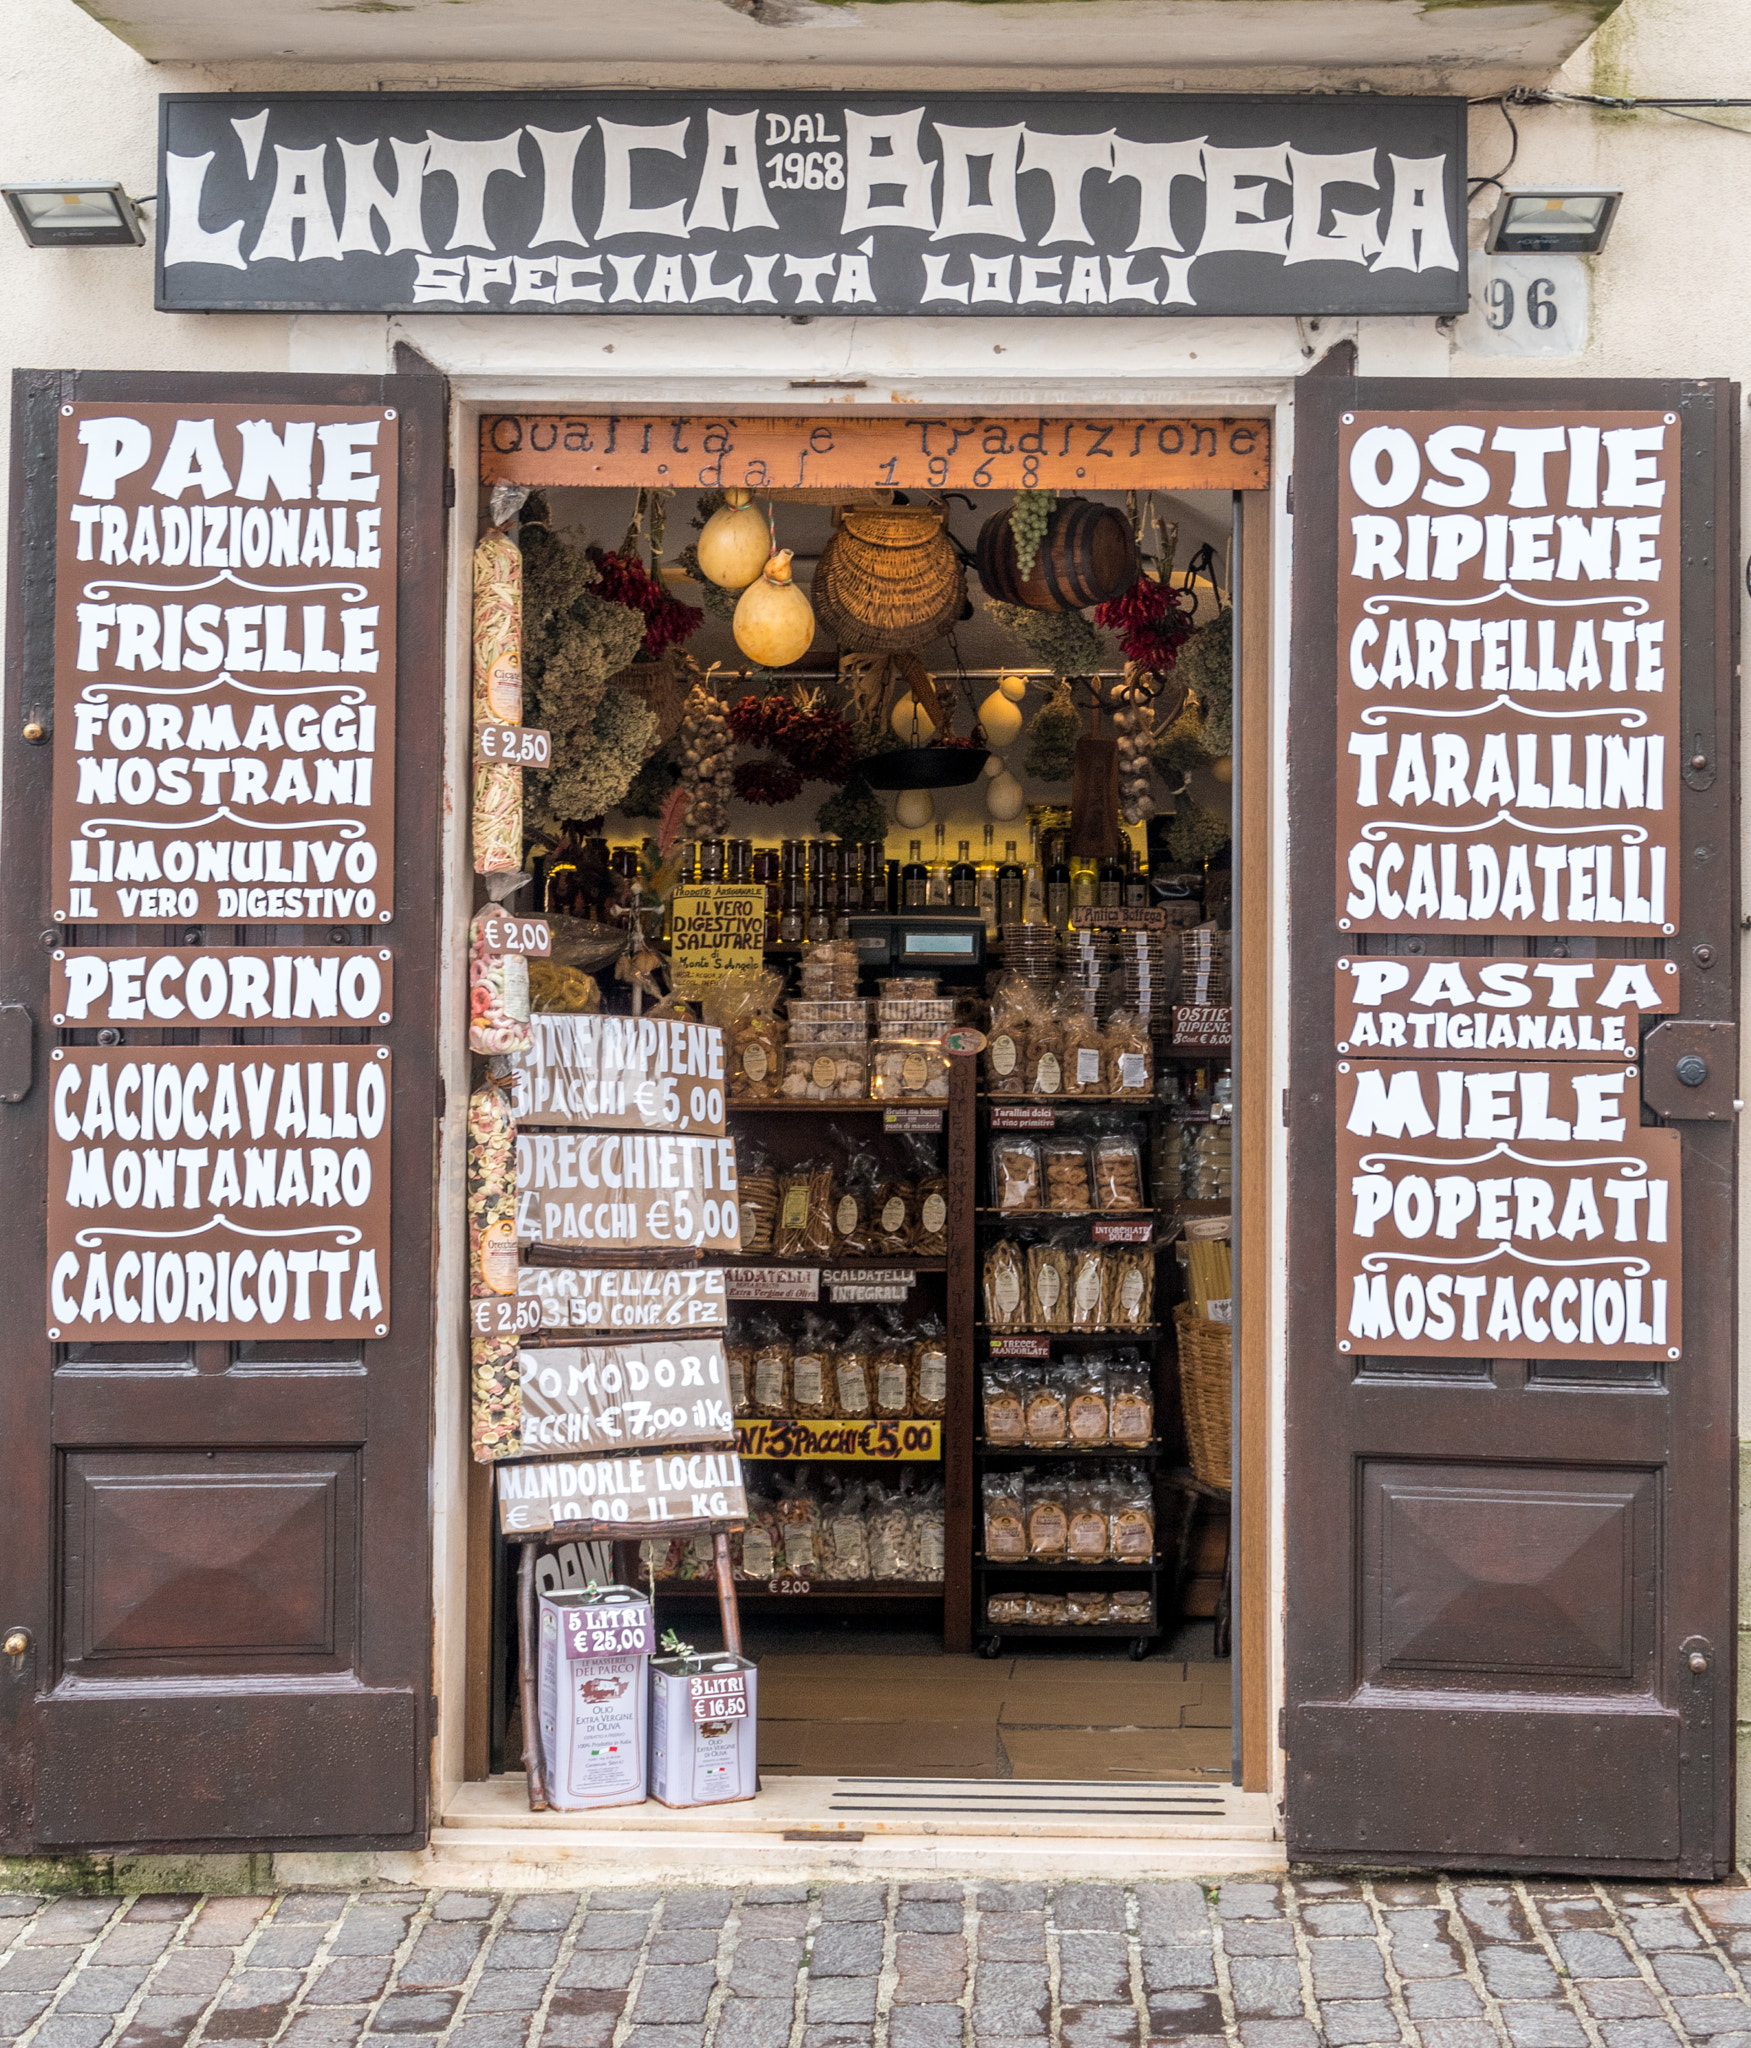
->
xmin=992 ymin=1135 xmax=1042 ymax=1215
xmin=1066 ymin=1360 xmax=1111 ymax=1445
xmin=1060 ymin=1000 xmax=1107 ymax=1098
xmin=1105 ymin=1008 xmax=1154 ymax=1098
xmin=833 ymin=1319 xmax=876 ymax=1419
xmin=872 ymin=1315 xmax=913 ymax=1420
xmin=984 ymin=1240 xmax=1027 ymax=1330
xmin=832 ymin=1140 xmax=880 ymax=1257
xmin=1068 ymin=1245 xmax=1110 ymax=1331
xmin=983 ymin=1471 xmax=1027 ymax=1562
xmin=1109 ymin=1466 xmax=1157 ymax=1561
xmin=737 ymin=1142 xmax=778 ymax=1255
xmin=1092 ymin=1132 xmax=1145 ymax=1211
xmin=983 ymin=1364 xmax=1026 ymax=1445
xmin=749 ymin=1318 xmax=793 ymax=1417
xmin=1028 ymin=1236 xmax=1072 ymax=1333
xmin=789 ymin=1313 xmax=833 ymax=1420
xmin=911 ymin=1315 xmax=949 ymax=1420
xmin=1042 ymin=1136 xmax=1093 ymax=1213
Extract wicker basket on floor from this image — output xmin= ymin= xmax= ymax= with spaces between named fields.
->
xmin=1174 ymin=1303 xmax=1233 ymax=1490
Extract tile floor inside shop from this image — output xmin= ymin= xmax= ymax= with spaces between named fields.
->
xmin=752 ymin=1649 xmax=1232 ymax=1780
xmin=6 ymin=1875 xmax=1751 ymax=2048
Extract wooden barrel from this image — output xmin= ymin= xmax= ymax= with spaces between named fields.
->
xmin=975 ymin=498 xmax=1139 ymax=612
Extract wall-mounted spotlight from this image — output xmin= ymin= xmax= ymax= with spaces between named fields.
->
xmin=1486 ymin=187 xmax=1623 ymax=256
xmin=1 ymin=183 xmax=148 ymax=249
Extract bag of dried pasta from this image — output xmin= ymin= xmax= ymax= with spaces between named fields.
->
xmin=820 ymin=1477 xmax=870 ymax=1582
xmin=1109 ymin=1361 xmax=1154 ymax=1445
xmin=749 ymin=1318 xmax=793 ymax=1417
xmin=983 ymin=1364 xmax=1025 ymax=1445
xmin=911 ymin=1315 xmax=948 ymax=1419
xmin=1028 ymin=1237 xmax=1072 ymax=1332
xmin=773 ymin=1470 xmax=820 ymax=1575
xmin=1024 ymin=1370 xmax=1068 ymax=1448
xmin=738 ymin=1143 xmax=778 ymax=1256
xmin=1066 ymin=1361 xmax=1111 ymax=1445
xmin=910 ymin=1136 xmax=949 ymax=1255
xmin=983 ymin=1471 xmax=1027 ymax=1561
xmin=833 ymin=1319 xmax=877 ymax=1418
xmin=872 ymin=1316 xmax=912 ymax=1419
xmin=874 ymin=1168 xmax=917 ymax=1253
xmin=833 ymin=1140 xmax=880 ymax=1256
xmin=1067 ymin=1475 xmax=1111 ymax=1562
xmin=985 ymin=974 xmax=1038 ymax=1096
xmin=1109 ymin=1466 xmax=1156 ymax=1560
xmin=471 ymin=526 xmax=523 ymax=874
xmin=1069 ymin=1245 xmax=1109 ymax=1331
xmin=1105 ymin=1008 xmax=1154 ymax=1097
xmin=1108 ymin=1244 xmax=1154 ymax=1330
xmin=984 ymin=1240 xmax=1027 ymax=1329
xmin=790 ymin=1312 xmax=833 ymax=1420
xmin=1060 ymin=999 xmax=1107 ymax=1098
xmin=1026 ymin=1469 xmax=1069 ymax=1559
xmin=725 ymin=1337 xmax=754 ymax=1416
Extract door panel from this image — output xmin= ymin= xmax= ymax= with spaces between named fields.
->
xmin=1285 ymin=376 xmax=1738 ymax=1877
xmin=0 ymin=369 xmax=445 ymax=1852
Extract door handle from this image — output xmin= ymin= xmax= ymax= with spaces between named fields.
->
xmin=0 ymin=1004 xmax=30 ymax=1103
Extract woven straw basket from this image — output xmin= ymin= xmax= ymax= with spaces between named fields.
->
xmin=1174 ymin=1303 xmax=1233 ymax=1490
xmin=812 ymin=506 xmax=966 ymax=651
xmin=608 ymin=650 xmax=687 ymax=745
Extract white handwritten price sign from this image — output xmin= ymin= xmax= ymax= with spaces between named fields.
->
xmin=497 ymin=1448 xmax=747 ymax=1535
xmin=515 ymin=1131 xmax=743 ymax=1252
xmin=507 ymin=1337 xmax=734 ymax=1459
xmin=518 ymin=1263 xmax=727 ymax=1333
xmin=512 ymin=1013 xmax=726 ymax=1136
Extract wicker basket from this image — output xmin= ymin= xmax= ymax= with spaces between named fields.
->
xmin=608 ymin=651 xmax=687 ymax=745
xmin=812 ymin=507 xmax=966 ymax=651
xmin=1174 ymin=1303 xmax=1232 ymax=1490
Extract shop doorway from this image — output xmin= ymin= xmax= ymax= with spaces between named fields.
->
xmin=466 ymin=411 xmax=1273 ymax=1807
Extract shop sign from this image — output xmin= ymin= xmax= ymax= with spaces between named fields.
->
xmin=991 ymin=1335 xmax=1053 ymax=1358
xmin=515 ymin=1130 xmax=742 ymax=1253
xmin=1173 ymin=1004 xmax=1233 ymax=1048
xmin=723 ymin=1266 xmax=818 ymax=1302
xmin=51 ymin=945 xmax=393 ymax=1028
xmin=496 ymin=1448 xmax=747 ymax=1534
xmin=1335 ymin=1058 xmax=1682 ymax=1362
xmin=883 ymin=1107 xmax=943 ymax=1133
xmin=159 ymin=93 xmax=1465 ymax=321
xmin=1335 ymin=954 xmax=1678 ymax=1057
xmin=47 ymin=1045 xmax=391 ymax=1340
xmin=485 ymin=414 xmax=1269 ymax=495
xmin=736 ymin=1416 xmax=941 ymax=1462
xmin=511 ymin=1338 xmax=734 ymax=1456
xmin=51 ymin=403 xmax=398 ymax=927
xmin=511 ymin=1013 xmax=726 ymax=1135
xmin=667 ymin=887 xmax=766 ymax=999
xmin=517 ymin=1262 xmax=727 ymax=1332
xmin=1072 ymin=907 xmax=1170 ymax=930
xmin=1336 ymin=407 xmax=1681 ymax=937
xmin=1093 ymin=1221 xmax=1153 ymax=1245
xmin=990 ymin=1105 xmax=1056 ymax=1130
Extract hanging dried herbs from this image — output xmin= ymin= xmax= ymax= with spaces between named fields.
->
xmin=620 ymin=749 xmax=682 ymax=818
xmin=817 ymin=778 xmax=889 ymax=843
xmin=1166 ymin=798 xmax=1230 ymax=866
xmin=985 ymin=597 xmax=1108 ymax=673
xmin=586 ymin=546 xmax=704 ymax=657
xmin=1022 ymin=675 xmax=1082 ymax=783
xmin=1146 ymin=609 xmax=1233 ymax=782
xmin=676 ymin=542 xmax=740 ymax=621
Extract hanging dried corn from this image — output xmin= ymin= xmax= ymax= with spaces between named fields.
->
xmin=472 ymin=526 xmax=524 ymax=874
xmin=468 ymin=1071 xmax=522 ymax=1460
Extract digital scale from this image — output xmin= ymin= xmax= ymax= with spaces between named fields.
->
xmin=847 ymin=912 xmax=987 ymax=985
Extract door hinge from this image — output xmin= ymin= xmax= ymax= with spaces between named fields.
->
xmin=436 ymin=1076 xmax=447 ymax=1121
xmin=443 ymin=466 xmax=456 ymax=510
xmin=1285 ymin=476 xmax=1294 ymax=516
xmin=1281 ymin=1088 xmax=1291 ymax=1128
xmin=1278 ymin=1705 xmax=1288 ymax=1753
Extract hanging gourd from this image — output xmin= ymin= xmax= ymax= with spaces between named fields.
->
xmin=999 ymin=672 xmax=1028 ymax=704
xmin=696 ymin=487 xmax=771 ymax=591
xmin=890 ymin=688 xmax=937 ymax=743
xmin=985 ymin=766 xmax=1025 ymax=821
xmin=977 ymin=683 xmax=1024 ymax=750
xmin=895 ymin=787 xmax=935 ymax=828
xmin=1211 ymin=756 xmax=1234 ymax=784
xmin=733 ymin=549 xmax=815 ymax=668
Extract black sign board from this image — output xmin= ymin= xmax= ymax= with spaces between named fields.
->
xmin=158 ymin=92 xmax=1466 ymax=319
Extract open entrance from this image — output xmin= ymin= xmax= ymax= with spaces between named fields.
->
xmin=463 ymin=409 xmax=1272 ymax=1831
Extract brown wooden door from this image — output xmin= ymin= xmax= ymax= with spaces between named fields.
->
xmin=0 ymin=369 xmax=446 ymax=1851
xmin=1285 ymin=375 xmax=1738 ymax=1876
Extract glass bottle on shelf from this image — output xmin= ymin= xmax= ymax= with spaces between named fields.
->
xmin=779 ymin=839 xmax=805 ymax=944
xmin=753 ymin=845 xmax=782 ymax=946
xmin=1098 ymin=846 xmax=1125 ymax=908
xmin=902 ymin=839 xmax=929 ymax=910
xmin=951 ymin=838 xmax=978 ymax=911
xmin=1070 ymin=854 xmax=1098 ymax=915
xmin=806 ymin=842 xmax=832 ymax=942
xmin=1045 ymin=831 xmax=1071 ymax=933
xmin=977 ymin=825 xmax=1000 ymax=937
xmin=862 ymin=841 xmax=888 ymax=912
xmin=1125 ymin=842 xmax=1149 ymax=909
xmin=997 ymin=840 xmax=1026 ymax=928
xmin=1024 ymin=820 xmax=1046 ymax=925
xmin=927 ymin=823 xmax=951 ymax=906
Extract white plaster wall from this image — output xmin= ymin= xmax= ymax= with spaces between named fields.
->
xmin=1 ymin=0 xmax=1747 ymax=1846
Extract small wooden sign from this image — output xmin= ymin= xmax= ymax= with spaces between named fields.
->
xmin=1336 ymin=1058 xmax=1681 ymax=1362
xmin=1093 ymin=1221 xmax=1154 ymax=1244
xmin=518 ymin=1262 xmax=727 ymax=1333
xmin=51 ymin=945 xmax=393 ymax=1028
xmin=883 ymin=1107 xmax=944 ymax=1133
xmin=48 ymin=1045 xmax=392 ymax=1341
xmin=516 ymin=1131 xmax=743 ymax=1253
xmin=513 ymin=1013 xmax=726 ymax=1136
xmin=991 ymin=1335 xmax=1053 ymax=1358
xmin=1335 ymin=954 xmax=1679 ymax=1059
xmin=477 ymin=912 xmax=552 ymax=958
xmin=496 ymin=1447 xmax=747 ymax=1534
xmin=511 ymin=1337 xmax=734 ymax=1458
xmin=723 ymin=1265 xmax=819 ymax=1302
xmin=1071 ymin=906 xmax=1170 ymax=930
xmin=991 ymin=1104 xmax=1056 ymax=1130
xmin=1174 ymin=1004 xmax=1233 ymax=1048
xmin=475 ymin=724 xmax=551 ymax=767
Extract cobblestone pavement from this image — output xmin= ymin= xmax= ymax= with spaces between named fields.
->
xmin=5 ymin=1876 xmax=1751 ymax=2048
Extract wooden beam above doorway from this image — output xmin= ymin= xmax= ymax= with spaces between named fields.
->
xmin=480 ymin=414 xmax=1271 ymax=495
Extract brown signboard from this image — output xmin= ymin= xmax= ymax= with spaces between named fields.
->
xmin=47 ymin=1044 xmax=392 ymax=1340
xmin=509 ymin=1337 xmax=734 ymax=1458
xmin=1174 ymin=1003 xmax=1233 ymax=1048
xmin=481 ymin=413 xmax=1270 ymax=495
xmin=52 ymin=402 xmax=399 ymax=926
xmin=1335 ymin=953 xmax=1678 ymax=1058
xmin=1336 ymin=408 xmax=1680 ymax=937
xmin=496 ymin=1448 xmax=747 ymax=1535
xmin=1335 ymin=1058 xmax=1680 ymax=1361
xmin=517 ymin=1262 xmax=727 ymax=1334
xmin=515 ymin=1130 xmax=743 ymax=1253
xmin=51 ymin=945 xmax=394 ymax=1028
xmin=511 ymin=1013 xmax=726 ymax=1136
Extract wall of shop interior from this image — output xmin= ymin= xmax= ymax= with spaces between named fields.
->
xmin=0 ymin=0 xmax=1748 ymax=1843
